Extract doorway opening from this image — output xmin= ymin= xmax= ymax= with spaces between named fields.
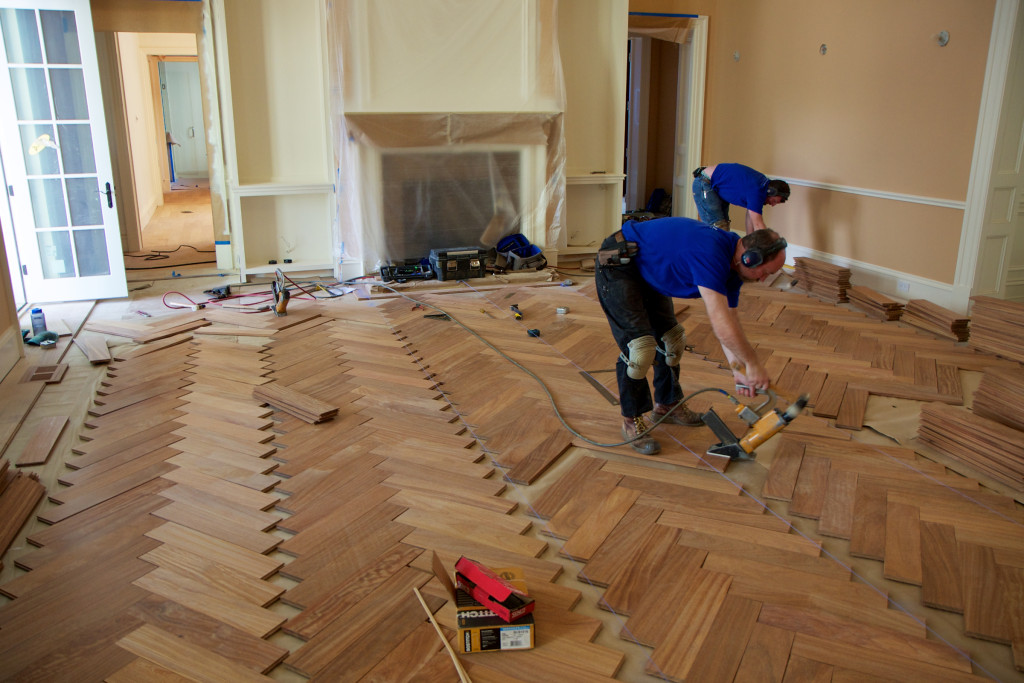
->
xmin=113 ymin=34 xmax=216 ymax=274
xmin=622 ymin=15 xmax=706 ymax=222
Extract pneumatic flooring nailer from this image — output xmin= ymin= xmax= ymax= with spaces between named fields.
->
xmin=701 ymin=388 xmax=809 ymax=462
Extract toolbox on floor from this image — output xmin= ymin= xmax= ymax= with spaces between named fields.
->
xmin=495 ymin=234 xmax=547 ymax=272
xmin=429 ymin=246 xmax=487 ymax=281
xmin=432 ymin=553 xmax=535 ymax=653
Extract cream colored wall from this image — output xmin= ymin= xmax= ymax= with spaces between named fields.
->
xmin=631 ymin=0 xmax=995 ymax=285
xmin=0 ymin=226 xmax=22 ymax=382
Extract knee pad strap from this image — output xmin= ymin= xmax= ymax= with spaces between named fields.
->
xmin=620 ymin=335 xmax=657 ymax=380
xmin=660 ymin=324 xmax=686 ymax=367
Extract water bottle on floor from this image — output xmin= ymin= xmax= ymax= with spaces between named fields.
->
xmin=30 ymin=308 xmax=47 ymax=335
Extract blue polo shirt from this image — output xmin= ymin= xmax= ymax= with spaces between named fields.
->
xmin=710 ymin=163 xmax=770 ymax=215
xmin=620 ymin=217 xmax=743 ymax=305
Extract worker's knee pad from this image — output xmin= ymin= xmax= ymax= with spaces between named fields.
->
xmin=660 ymin=324 xmax=686 ymax=367
xmin=621 ymin=335 xmax=657 ymax=380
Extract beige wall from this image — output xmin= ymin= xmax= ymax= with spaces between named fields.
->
xmin=631 ymin=0 xmax=995 ymax=284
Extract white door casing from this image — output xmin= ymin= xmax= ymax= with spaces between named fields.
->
xmin=0 ymin=0 xmax=126 ymax=303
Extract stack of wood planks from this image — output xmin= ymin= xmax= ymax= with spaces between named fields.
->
xmin=901 ymin=299 xmax=970 ymax=342
xmin=918 ymin=402 xmax=1024 ymax=494
xmin=970 ymin=365 xmax=1024 ymax=433
xmin=967 ymin=295 xmax=1024 ymax=362
xmin=847 ymin=285 xmax=904 ymax=321
xmin=252 ymin=382 xmax=338 ymax=423
xmin=0 ymin=460 xmax=46 ymax=558
xmin=793 ymin=257 xmax=851 ymax=303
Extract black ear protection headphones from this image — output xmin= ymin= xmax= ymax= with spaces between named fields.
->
xmin=741 ymin=237 xmax=788 ymax=268
xmin=765 ymin=180 xmax=791 ymax=201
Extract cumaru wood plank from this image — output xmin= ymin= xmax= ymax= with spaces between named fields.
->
xmin=151 ymin=501 xmax=280 ymax=555
xmin=673 ymin=593 xmax=761 ymax=683
xmin=622 ymin=540 xmax=712 ymax=651
xmin=132 ymin=567 xmax=284 ymax=639
xmin=282 ymin=543 xmax=423 ymax=640
xmin=139 ymin=543 xmax=283 ymax=607
xmin=762 ymin=437 xmax=804 ymax=501
xmin=817 ymin=468 xmax=858 ymax=538
xmin=789 ymin=633 xmax=984 ymax=682
xmin=644 ymin=568 xmax=734 ymax=680
xmin=920 ymin=521 xmax=964 ymax=613
xmin=960 ymin=542 xmax=1012 ymax=644
xmin=883 ymin=499 xmax=922 ymax=585
xmin=15 ymin=415 xmax=68 ymax=467
xmin=600 ymin=522 xmax=680 ymax=617
xmin=145 ymin=521 xmax=283 ymax=580
xmin=759 ymin=603 xmax=972 ymax=672
xmin=559 ymin=486 xmax=640 ymax=561
xmin=282 ymin=566 xmax=433 ymax=677
xmin=733 ymin=623 xmax=794 ymax=683
xmin=788 ymin=452 xmax=830 ymax=519
xmin=658 ymin=510 xmax=821 ymax=557
xmin=116 ymin=623 xmax=275 ymax=681
xmin=543 ymin=470 xmax=621 ymax=540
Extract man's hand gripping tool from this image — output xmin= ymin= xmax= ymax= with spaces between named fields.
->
xmin=701 ymin=388 xmax=809 ymax=462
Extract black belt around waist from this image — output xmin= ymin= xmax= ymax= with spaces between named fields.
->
xmin=692 ymin=166 xmax=710 ymax=180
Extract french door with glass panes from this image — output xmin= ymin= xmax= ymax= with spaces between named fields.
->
xmin=0 ymin=0 xmax=126 ymax=303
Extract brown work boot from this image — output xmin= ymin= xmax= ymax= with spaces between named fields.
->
xmin=622 ymin=415 xmax=660 ymax=455
xmin=653 ymin=401 xmax=703 ymax=426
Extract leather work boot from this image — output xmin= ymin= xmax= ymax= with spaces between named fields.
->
xmin=652 ymin=401 xmax=703 ymax=426
xmin=622 ymin=415 xmax=660 ymax=455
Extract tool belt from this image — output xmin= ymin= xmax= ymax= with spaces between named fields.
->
xmin=597 ymin=230 xmax=638 ymax=266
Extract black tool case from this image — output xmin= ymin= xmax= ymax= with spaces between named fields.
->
xmin=429 ymin=247 xmax=487 ymax=281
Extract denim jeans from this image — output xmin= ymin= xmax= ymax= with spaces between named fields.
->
xmin=692 ymin=176 xmax=730 ymax=229
xmin=595 ymin=233 xmax=684 ymax=418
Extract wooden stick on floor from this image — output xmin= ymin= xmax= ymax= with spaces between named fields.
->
xmin=413 ymin=586 xmax=471 ymax=683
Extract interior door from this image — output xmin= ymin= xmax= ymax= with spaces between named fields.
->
xmin=0 ymin=0 xmax=127 ymax=303
xmin=162 ymin=59 xmax=207 ymax=179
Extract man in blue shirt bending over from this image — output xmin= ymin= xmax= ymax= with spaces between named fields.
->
xmin=692 ymin=163 xmax=790 ymax=235
xmin=595 ymin=217 xmax=788 ymax=455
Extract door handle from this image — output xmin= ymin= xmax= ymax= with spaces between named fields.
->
xmin=103 ymin=182 xmax=113 ymax=208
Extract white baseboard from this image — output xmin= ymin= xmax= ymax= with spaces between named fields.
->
xmin=785 ymin=245 xmax=966 ymax=315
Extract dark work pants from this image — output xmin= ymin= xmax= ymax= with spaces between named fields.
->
xmin=595 ymin=233 xmax=684 ymax=418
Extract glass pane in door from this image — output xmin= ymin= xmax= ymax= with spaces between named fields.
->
xmin=66 ymin=176 xmax=100 ymax=225
xmin=0 ymin=8 xmax=40 ymax=63
xmin=39 ymin=9 xmax=79 ymax=64
xmin=36 ymin=229 xmax=74 ymax=278
xmin=56 ymin=122 xmax=93 ymax=173
xmin=72 ymin=228 xmax=109 ymax=276
xmin=27 ymin=177 xmax=66 ymax=228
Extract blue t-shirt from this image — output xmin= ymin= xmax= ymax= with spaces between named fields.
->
xmin=710 ymin=163 xmax=769 ymax=215
xmin=620 ymin=217 xmax=743 ymax=305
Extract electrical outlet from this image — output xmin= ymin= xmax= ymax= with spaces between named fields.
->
xmin=897 ymin=280 xmax=910 ymax=293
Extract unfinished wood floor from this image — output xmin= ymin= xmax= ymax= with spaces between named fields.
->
xmin=0 ymin=272 xmax=1022 ymax=682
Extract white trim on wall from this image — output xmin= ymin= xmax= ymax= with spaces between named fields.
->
xmin=784 ymin=243 xmax=962 ymax=314
xmin=780 ymin=177 xmax=966 ymax=211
